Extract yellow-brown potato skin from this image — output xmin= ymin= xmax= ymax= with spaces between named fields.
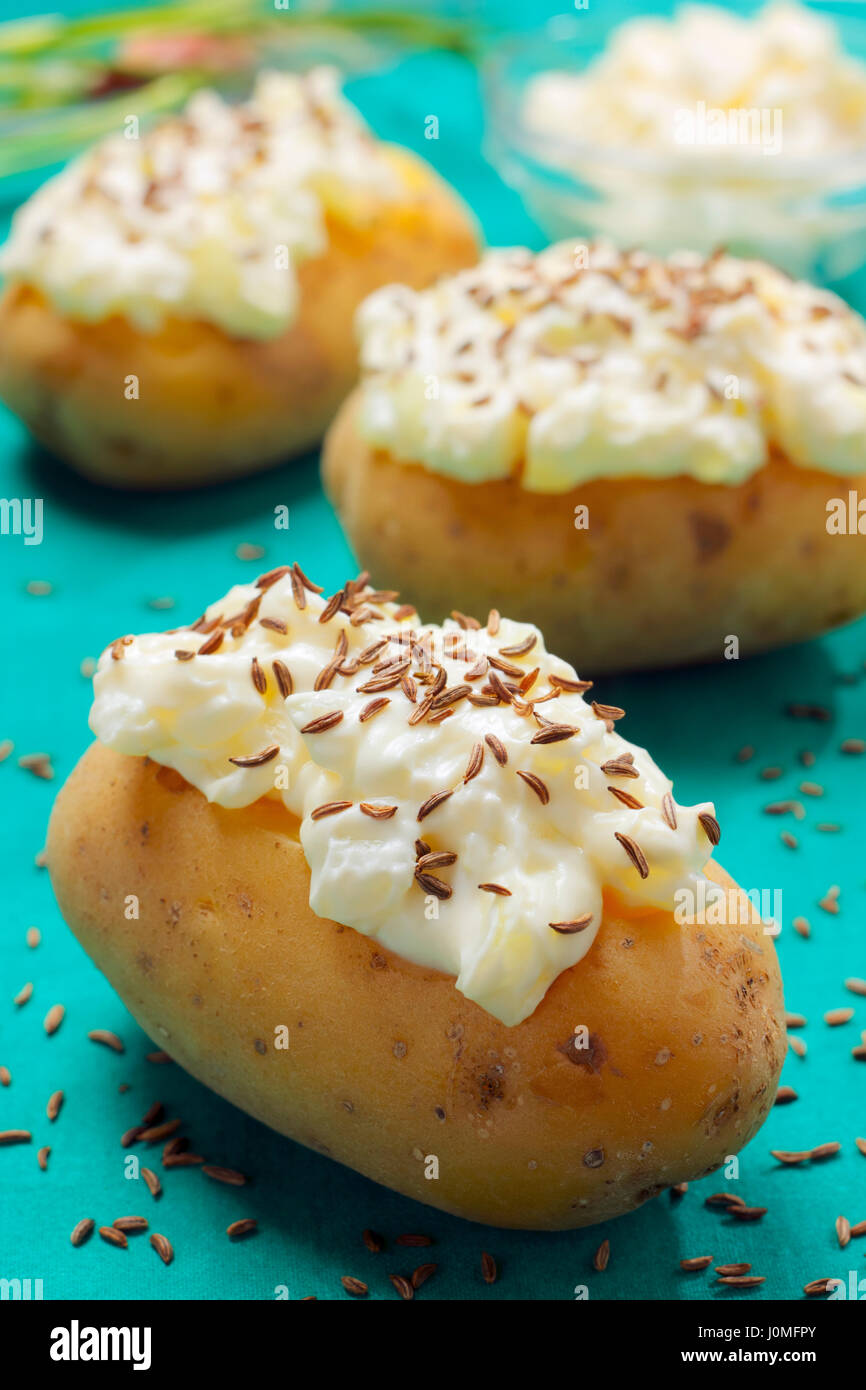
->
xmin=323 ymin=392 xmax=866 ymax=673
xmin=0 ymin=150 xmax=478 ymax=489
xmin=47 ymin=743 xmax=785 ymax=1230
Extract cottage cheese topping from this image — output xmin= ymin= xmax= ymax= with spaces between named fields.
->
xmin=1 ymin=68 xmax=404 ymax=338
xmin=89 ymin=566 xmax=717 ymax=1026
xmin=356 ymin=241 xmax=866 ymax=490
xmin=524 ymin=2 xmax=866 ymax=162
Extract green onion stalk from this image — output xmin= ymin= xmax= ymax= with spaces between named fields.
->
xmin=0 ymin=1 xmax=486 ymax=180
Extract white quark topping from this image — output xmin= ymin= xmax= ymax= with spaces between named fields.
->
xmin=356 ymin=240 xmax=866 ymax=490
xmin=523 ymin=2 xmax=866 ymax=161
xmin=89 ymin=566 xmax=718 ymax=1026
xmin=0 ymin=68 xmax=404 ymax=338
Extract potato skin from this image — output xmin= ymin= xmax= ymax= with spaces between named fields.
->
xmin=323 ymin=391 xmax=866 ymax=673
xmin=48 ymin=742 xmax=785 ymax=1230
xmin=0 ymin=150 xmax=478 ymax=489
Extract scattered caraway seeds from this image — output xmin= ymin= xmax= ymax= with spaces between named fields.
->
xmin=202 ymin=1165 xmax=247 ymax=1186
xmin=26 ymin=927 xmax=40 ymax=948
xmin=593 ymin=1239 xmax=611 ymax=1271
xmin=856 ymin=1138 xmax=866 ymax=1157
xmin=849 ymin=1044 xmax=866 ymax=1060
xmin=99 ymin=1226 xmax=128 ymax=1250
xmin=670 ymin=1182 xmax=688 ymax=1197
xmin=138 ymin=1118 xmax=181 ymax=1143
xmin=389 ymin=1274 xmax=414 ymax=1300
xmin=549 ymin=915 xmax=593 ymax=934
xmin=113 ymin=1216 xmax=149 ymax=1233
xmin=485 ymin=733 xmax=507 ymax=765
xmin=146 ymin=1051 xmax=171 ymax=1065
xmin=716 ymin=1263 xmax=751 ymax=1276
xmin=760 ymin=766 xmax=783 ymax=780
xmin=698 ymin=812 xmax=721 ymax=845
xmin=850 ymin=1220 xmax=866 ymax=1237
xmin=340 ymin=1276 xmax=368 ymax=1298
xmin=799 ymin=750 xmax=816 ymax=767
xmin=845 ymin=978 xmax=866 ymax=997
xmin=818 ymin=886 xmax=840 ymax=915
xmin=14 ymin=983 xmax=32 ymax=1006
xmin=0 ymin=738 xmax=13 ymax=762
xmin=771 ymin=1149 xmax=812 ymax=1165
xmin=88 ymin=1029 xmax=124 ymax=1052
xmin=680 ymin=1256 xmax=713 ymax=1271
xmin=26 ymin=580 xmax=52 ymax=596
xmin=362 ymin=1229 xmax=384 ymax=1253
xmin=717 ymin=1275 xmax=765 ymax=1288
xmin=705 ymin=1193 xmax=746 ymax=1209
xmin=836 ymin=1216 xmax=851 ymax=1248
xmin=141 ymin=1168 xmax=162 ymax=1199
xmin=360 ymin=802 xmax=397 ymax=820
xmin=786 ymin=702 xmax=830 ymax=722
xmin=781 ymin=831 xmax=798 ymax=848
xmin=150 ymin=1233 xmax=173 ymax=1266
xmin=789 ymin=1035 xmax=807 ymax=1059
xmin=43 ymin=1004 xmax=64 ymax=1036
xmin=799 ymin=781 xmax=823 ymax=797
xmin=775 ymin=1086 xmax=798 ymax=1105
xmin=70 ymin=1218 xmax=95 ymax=1247
xmin=311 ymin=800 xmax=352 ymax=821
xmin=816 ymin=822 xmax=841 ymax=833
xmin=34 ymin=848 xmax=48 ymax=868
xmin=0 ymin=1130 xmax=31 ymax=1146
xmin=785 ymin=1011 xmax=807 ymax=1028
xmin=735 ymin=745 xmax=754 ymax=762
xmin=46 ymin=1090 xmax=63 ymax=1121
xmin=18 ymin=752 xmax=54 ymax=780
xmin=37 ymin=1147 xmax=50 ymax=1170
xmin=235 ymin=543 xmax=265 ymax=561
xmin=516 ymin=770 xmax=550 ymax=806
xmin=411 ymin=1263 xmax=437 ymax=1290
xmin=147 ymin=596 xmax=175 ymax=611
xmin=0 ymin=1067 xmax=10 ymax=1086
xmin=824 ymin=1007 xmax=854 ymax=1026
xmin=299 ymin=712 xmax=342 ymax=735
xmin=840 ymin=738 xmax=865 ymax=754
xmin=141 ymin=1102 xmax=164 ymax=1127
xmin=804 ymin=1278 xmax=836 ymax=1297
xmin=395 ymin=1234 xmax=433 ymax=1248
xmin=227 ymin=1219 xmax=257 ymax=1239
xmin=793 ymin=916 xmax=811 ymax=938
xmin=614 ymin=832 xmax=649 ymax=877
xmin=229 ymin=744 xmax=280 ymax=767
xmin=810 ymin=1141 xmax=841 ymax=1161
xmin=731 ymin=1206 xmax=767 ymax=1222
xmin=417 ymin=789 xmax=453 ymax=822
xmin=481 ymin=1251 xmax=498 ymax=1284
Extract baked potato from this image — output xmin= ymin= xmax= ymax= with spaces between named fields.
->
xmin=323 ymin=240 xmax=866 ymax=673
xmin=0 ymin=74 xmax=478 ymax=489
xmin=45 ymin=563 xmax=785 ymax=1230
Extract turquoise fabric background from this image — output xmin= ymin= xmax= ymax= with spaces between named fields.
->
xmin=0 ymin=0 xmax=864 ymax=1301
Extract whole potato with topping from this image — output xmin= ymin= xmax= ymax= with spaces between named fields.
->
xmin=0 ymin=69 xmax=478 ymax=489
xmin=324 ymin=241 xmax=866 ymax=673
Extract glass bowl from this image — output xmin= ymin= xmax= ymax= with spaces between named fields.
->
xmin=481 ymin=5 xmax=866 ymax=305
